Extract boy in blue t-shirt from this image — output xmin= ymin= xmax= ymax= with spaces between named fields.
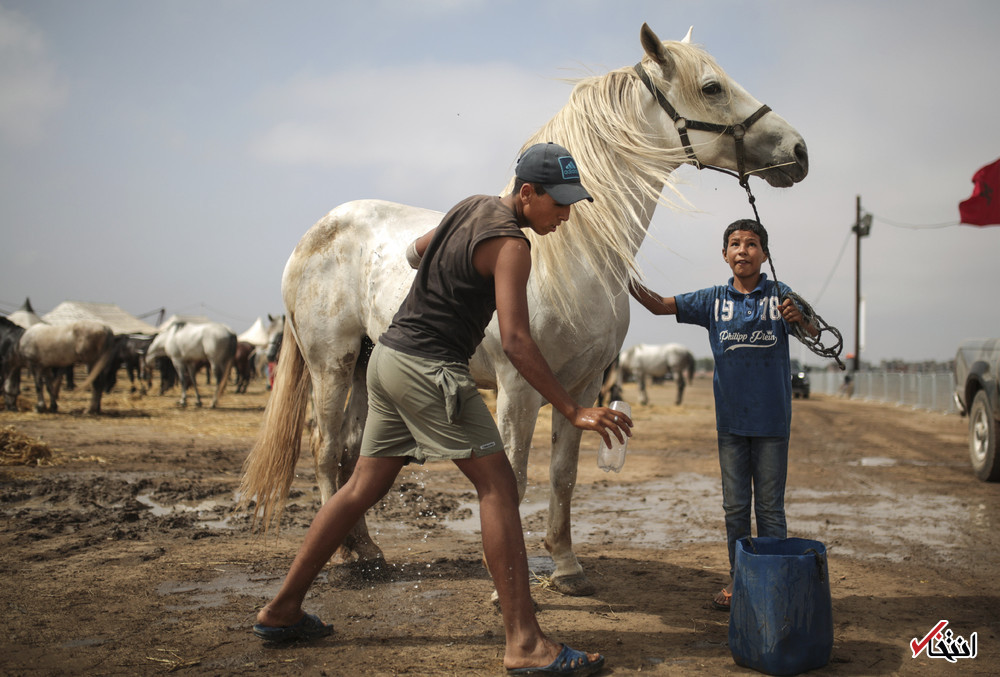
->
xmin=629 ymin=218 xmax=817 ymax=611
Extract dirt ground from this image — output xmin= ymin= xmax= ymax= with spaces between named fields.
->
xmin=1 ymin=370 xmax=997 ymax=676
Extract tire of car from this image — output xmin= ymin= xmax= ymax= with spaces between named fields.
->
xmin=969 ymin=390 xmax=1000 ymax=482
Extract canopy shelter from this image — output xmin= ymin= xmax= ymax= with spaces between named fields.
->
xmin=238 ymin=317 xmax=272 ymax=347
xmin=42 ymin=301 xmax=158 ymax=335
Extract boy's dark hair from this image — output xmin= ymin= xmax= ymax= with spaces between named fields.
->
xmin=722 ymin=218 xmax=769 ymax=256
xmin=512 ymin=177 xmax=548 ymax=197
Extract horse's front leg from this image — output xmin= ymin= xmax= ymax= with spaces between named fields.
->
xmin=183 ymin=362 xmax=204 ymax=407
xmin=3 ymin=364 xmax=21 ymax=411
xmin=544 ymin=412 xmax=593 ymax=595
xmin=544 ymin=374 xmax=605 ymax=596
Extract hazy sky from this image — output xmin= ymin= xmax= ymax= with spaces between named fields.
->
xmin=1 ymin=0 xmax=998 ymax=365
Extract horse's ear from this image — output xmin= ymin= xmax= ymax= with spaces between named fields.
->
xmin=681 ymin=26 xmax=693 ymax=44
xmin=639 ymin=23 xmax=670 ymax=66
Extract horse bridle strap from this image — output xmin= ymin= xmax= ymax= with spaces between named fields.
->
xmin=633 ymin=63 xmax=770 ymax=186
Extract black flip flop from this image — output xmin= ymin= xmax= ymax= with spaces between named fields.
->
xmin=252 ymin=613 xmax=334 ymax=642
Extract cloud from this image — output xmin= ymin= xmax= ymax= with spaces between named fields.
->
xmin=249 ymin=61 xmax=573 ymax=203
xmin=0 ymin=5 xmax=67 ymax=145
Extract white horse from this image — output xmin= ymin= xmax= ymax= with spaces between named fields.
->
xmin=146 ymin=321 xmax=237 ymax=408
xmin=615 ymin=343 xmax=696 ymax=406
xmin=18 ymin=320 xmax=119 ymax=414
xmin=240 ymin=23 xmax=808 ymax=596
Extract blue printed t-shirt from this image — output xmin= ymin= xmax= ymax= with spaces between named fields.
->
xmin=675 ymin=275 xmax=793 ymax=437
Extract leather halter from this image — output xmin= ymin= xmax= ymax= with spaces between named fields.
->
xmin=633 ymin=62 xmax=771 ymax=187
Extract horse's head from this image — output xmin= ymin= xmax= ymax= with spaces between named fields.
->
xmin=265 ymin=314 xmax=284 ymax=362
xmin=637 ymin=23 xmax=808 ymax=187
xmin=146 ymin=332 xmax=166 ymax=360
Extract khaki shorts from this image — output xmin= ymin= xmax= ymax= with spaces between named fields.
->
xmin=360 ymin=343 xmax=504 ymax=464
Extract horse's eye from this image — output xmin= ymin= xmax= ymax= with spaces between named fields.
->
xmin=702 ymin=82 xmax=723 ymax=96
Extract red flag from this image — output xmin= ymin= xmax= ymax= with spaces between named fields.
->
xmin=959 ymin=158 xmax=1000 ymax=226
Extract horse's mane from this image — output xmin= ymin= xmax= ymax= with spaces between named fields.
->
xmin=505 ymin=40 xmax=732 ymax=325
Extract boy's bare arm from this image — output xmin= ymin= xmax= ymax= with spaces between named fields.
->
xmin=628 ymin=280 xmax=677 ymax=316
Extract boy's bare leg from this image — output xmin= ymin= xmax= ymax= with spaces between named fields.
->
xmin=453 ymin=452 xmax=600 ymax=670
xmin=256 ymin=456 xmax=407 ymax=627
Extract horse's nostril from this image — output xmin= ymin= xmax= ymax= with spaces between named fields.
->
xmin=795 ymin=142 xmax=809 ymax=170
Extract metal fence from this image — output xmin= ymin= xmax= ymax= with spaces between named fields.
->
xmin=809 ymin=370 xmax=958 ymax=414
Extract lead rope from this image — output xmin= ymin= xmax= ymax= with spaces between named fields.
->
xmin=736 ymin=177 xmax=847 ymax=371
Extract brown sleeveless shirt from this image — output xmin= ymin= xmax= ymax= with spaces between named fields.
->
xmin=379 ymin=195 xmax=529 ymax=363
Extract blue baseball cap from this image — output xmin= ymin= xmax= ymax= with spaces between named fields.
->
xmin=515 ymin=142 xmax=594 ymax=204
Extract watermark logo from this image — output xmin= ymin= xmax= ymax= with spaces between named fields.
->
xmin=911 ymin=620 xmax=978 ymax=663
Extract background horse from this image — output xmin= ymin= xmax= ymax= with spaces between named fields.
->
xmin=109 ymin=334 xmax=154 ymax=395
xmin=233 ymin=341 xmax=256 ymax=393
xmin=255 ymin=314 xmax=284 ymax=390
xmin=145 ymin=322 xmax=237 ymax=408
xmin=614 ymin=343 xmax=696 ymax=406
xmin=241 ymin=23 xmax=807 ymax=595
xmin=1 ymin=317 xmax=25 ymax=411
xmin=17 ymin=320 xmax=119 ymax=414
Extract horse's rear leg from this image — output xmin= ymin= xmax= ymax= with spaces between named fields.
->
xmin=310 ymin=342 xmax=385 ymax=572
xmin=31 ymin=367 xmax=48 ymax=412
xmin=332 ymin=363 xmax=386 ymax=573
xmin=88 ymin=383 xmax=102 ymax=414
xmin=495 ymin=386 xmax=543 ymax=502
xmin=676 ymin=373 xmax=687 ymax=406
xmin=637 ymin=373 xmax=650 ymax=406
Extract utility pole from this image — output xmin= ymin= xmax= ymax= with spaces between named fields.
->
xmin=853 ymin=196 xmax=872 ymax=373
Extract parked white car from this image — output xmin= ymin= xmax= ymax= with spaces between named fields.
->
xmin=954 ymin=338 xmax=1000 ymax=481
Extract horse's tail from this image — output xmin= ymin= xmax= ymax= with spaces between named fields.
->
xmin=238 ymin=325 xmax=311 ymax=534
xmin=212 ymin=334 xmax=237 ymax=406
xmin=79 ymin=329 xmax=119 ymax=392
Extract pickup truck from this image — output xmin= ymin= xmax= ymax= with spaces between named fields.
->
xmin=953 ymin=338 xmax=1000 ymax=481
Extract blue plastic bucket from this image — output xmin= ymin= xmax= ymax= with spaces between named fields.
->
xmin=729 ymin=537 xmax=833 ymax=675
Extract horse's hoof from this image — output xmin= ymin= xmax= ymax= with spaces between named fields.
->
xmin=550 ymin=572 xmax=596 ymax=596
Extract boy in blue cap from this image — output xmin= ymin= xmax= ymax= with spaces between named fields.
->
xmin=254 ymin=142 xmax=627 ymax=676
xmin=629 ymin=218 xmax=816 ymax=612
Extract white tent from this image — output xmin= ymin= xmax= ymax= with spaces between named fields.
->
xmin=42 ymin=301 xmax=158 ymax=335
xmin=157 ymin=314 xmax=216 ymax=332
xmin=238 ymin=316 xmax=271 ymax=346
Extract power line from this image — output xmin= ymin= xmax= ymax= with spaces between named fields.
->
xmin=813 ymin=229 xmax=853 ymax=305
xmin=872 ymin=215 xmax=959 ymax=230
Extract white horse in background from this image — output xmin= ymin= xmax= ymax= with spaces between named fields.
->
xmin=17 ymin=320 xmax=119 ymax=414
xmin=146 ymin=321 xmax=237 ymax=408
xmin=614 ymin=343 xmax=696 ymax=406
xmin=240 ymin=23 xmax=808 ymax=596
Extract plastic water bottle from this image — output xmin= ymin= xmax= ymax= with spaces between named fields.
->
xmin=597 ymin=400 xmax=630 ymax=472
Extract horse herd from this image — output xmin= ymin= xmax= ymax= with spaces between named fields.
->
xmin=0 ymin=315 xmax=284 ymax=414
